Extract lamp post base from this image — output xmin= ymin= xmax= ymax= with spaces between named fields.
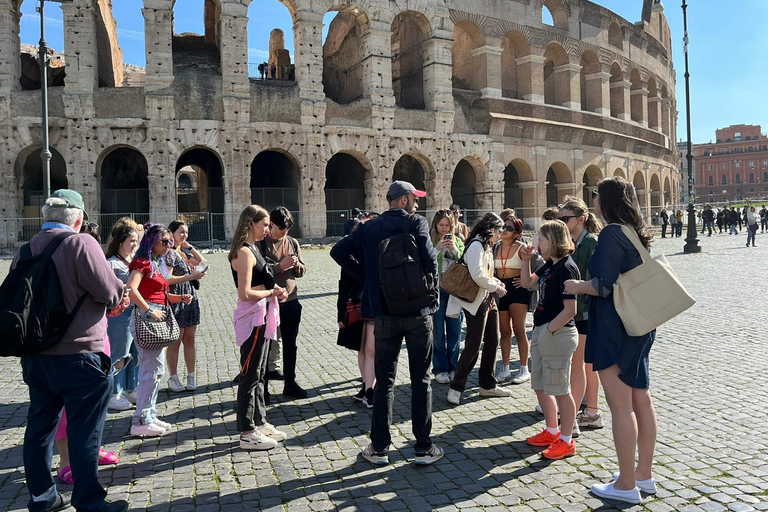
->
xmin=683 ymin=203 xmax=701 ymax=253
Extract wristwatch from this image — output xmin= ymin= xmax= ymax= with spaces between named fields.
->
xmin=144 ymin=305 xmax=156 ymax=319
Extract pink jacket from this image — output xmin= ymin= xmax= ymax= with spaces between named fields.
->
xmin=232 ymin=296 xmax=280 ymax=346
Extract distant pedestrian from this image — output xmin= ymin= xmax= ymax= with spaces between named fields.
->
xmin=746 ymin=205 xmax=759 ymax=247
xmin=450 ymin=204 xmax=470 ymax=242
xmin=659 ymin=208 xmax=669 ymax=238
xmin=258 ymin=62 xmax=265 ymax=80
xmin=270 ymin=63 xmax=276 ymax=79
xmin=728 ymin=208 xmax=739 ymax=235
xmin=760 ymin=205 xmax=768 ymax=232
xmin=702 ymin=205 xmax=714 ymax=236
xmin=343 ymin=208 xmax=362 ymax=236
xmin=675 ymin=209 xmax=684 ymax=237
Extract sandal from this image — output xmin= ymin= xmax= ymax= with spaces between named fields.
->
xmin=98 ymin=449 xmax=119 ymax=465
xmin=57 ymin=465 xmax=74 ymax=484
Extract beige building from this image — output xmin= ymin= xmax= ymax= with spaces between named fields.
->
xmin=0 ymin=0 xmax=680 ymax=242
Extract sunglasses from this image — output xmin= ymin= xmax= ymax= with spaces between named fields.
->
xmin=504 ymin=225 xmax=521 ymax=233
xmin=160 ymin=239 xmax=173 ymax=247
xmin=558 ymin=215 xmax=578 ymax=223
xmin=86 ymin=222 xmax=99 ymax=230
xmin=591 ymin=189 xmax=599 ymax=199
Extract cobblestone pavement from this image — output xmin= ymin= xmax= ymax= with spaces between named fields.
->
xmin=0 ymin=229 xmax=767 ymax=512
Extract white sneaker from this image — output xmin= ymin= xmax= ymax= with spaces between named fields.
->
xmin=240 ymin=431 xmax=278 ymax=451
xmin=257 ymin=423 xmax=287 ymax=442
xmin=435 ymin=372 xmax=451 ymax=384
xmin=497 ymin=367 xmax=512 ymax=381
xmin=447 ymin=389 xmax=461 ymax=405
xmin=510 ymin=368 xmax=531 ymax=384
xmin=123 ymin=391 xmax=137 ymax=405
xmin=131 ymin=423 xmax=166 ymax=437
xmin=571 ymin=421 xmax=581 ymax=439
xmin=108 ymin=394 xmax=133 ymax=411
xmin=591 ymin=482 xmax=641 ymax=504
xmin=612 ymin=473 xmax=657 ymax=494
xmin=478 ymin=386 xmax=512 ymax=398
xmin=186 ymin=373 xmax=197 ymax=391
xmin=153 ymin=418 xmax=172 ymax=430
xmin=168 ymin=375 xmax=185 ymax=392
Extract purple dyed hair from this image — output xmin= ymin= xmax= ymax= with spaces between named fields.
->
xmin=135 ymin=223 xmax=170 ymax=261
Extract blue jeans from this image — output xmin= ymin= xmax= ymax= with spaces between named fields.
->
xmin=371 ymin=315 xmax=433 ymax=453
xmin=432 ymin=289 xmax=461 ymax=374
xmin=130 ymin=310 xmax=167 ymax=426
xmin=747 ymin=228 xmax=756 ymax=246
xmin=107 ymin=306 xmax=138 ymax=395
xmin=21 ymin=352 xmax=112 ymax=512
xmin=730 ymin=223 xmax=738 ymax=235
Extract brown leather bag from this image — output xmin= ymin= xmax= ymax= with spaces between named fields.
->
xmin=440 ymin=260 xmax=479 ymax=302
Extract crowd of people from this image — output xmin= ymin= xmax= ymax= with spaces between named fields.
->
xmin=698 ymin=203 xmax=763 ymax=246
xmin=14 ymin=177 xmax=664 ymax=510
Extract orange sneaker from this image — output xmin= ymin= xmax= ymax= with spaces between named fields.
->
xmin=526 ymin=429 xmax=560 ymax=447
xmin=542 ymin=438 xmax=576 ymax=460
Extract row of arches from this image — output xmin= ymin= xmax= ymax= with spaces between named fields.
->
xmin=15 ymin=144 xmax=677 ymax=237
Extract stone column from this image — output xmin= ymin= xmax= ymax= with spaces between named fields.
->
xmin=661 ymin=98 xmax=671 ymax=140
xmin=301 ymin=133 xmax=326 ymax=237
xmin=294 ymin=11 xmax=325 ymax=127
xmin=631 ymin=82 xmax=649 ymax=126
xmin=62 ymin=1 xmax=98 ymax=95
xmin=585 ymin=68 xmax=611 ymax=116
xmin=517 ymin=180 xmax=538 ymax=227
xmin=219 ymin=3 xmax=250 ymax=123
xmin=516 ymin=51 xmax=546 ymax=104
xmin=362 ymin=21 xmax=395 ymax=130
xmin=142 ymin=3 xmax=174 ymax=91
xmin=553 ymin=59 xmax=581 ymax=109
xmin=423 ymin=26 xmax=454 ymax=133
xmin=470 ymin=39 xmax=503 ymax=98
xmin=610 ymin=73 xmax=631 ymax=121
xmin=0 ymin=3 xmax=21 ymax=106
xmin=648 ymin=95 xmax=662 ymax=131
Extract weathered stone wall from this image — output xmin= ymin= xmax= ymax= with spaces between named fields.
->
xmin=0 ymin=0 xmax=681 ymax=242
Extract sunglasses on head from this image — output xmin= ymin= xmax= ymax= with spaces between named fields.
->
xmin=86 ymin=222 xmax=98 ymax=230
xmin=591 ymin=189 xmax=599 ymax=199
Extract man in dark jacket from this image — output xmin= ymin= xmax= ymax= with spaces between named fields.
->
xmin=728 ymin=208 xmax=739 ymax=235
xmin=331 ymin=180 xmax=443 ymax=466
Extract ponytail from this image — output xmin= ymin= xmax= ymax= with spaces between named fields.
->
xmin=583 ymin=212 xmax=603 ymax=234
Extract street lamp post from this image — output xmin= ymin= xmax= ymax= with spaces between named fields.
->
xmin=681 ymin=0 xmax=701 ymax=253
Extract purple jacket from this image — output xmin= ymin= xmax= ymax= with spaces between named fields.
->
xmin=12 ymin=229 xmax=124 ymax=355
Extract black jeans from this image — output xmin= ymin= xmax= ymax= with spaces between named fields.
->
xmin=451 ymin=297 xmax=500 ymax=393
xmin=237 ymin=325 xmax=270 ymax=432
xmin=371 ymin=315 xmax=433 ymax=453
xmin=21 ymin=352 xmax=112 ymax=512
xmin=661 ymin=224 xmax=668 ymax=237
xmin=279 ymin=299 xmax=302 ymax=383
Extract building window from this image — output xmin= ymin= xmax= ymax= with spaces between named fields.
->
xmin=708 ymin=176 xmax=714 ymax=185
xmin=749 ymin=173 xmax=755 ymax=183
xmin=721 ymin=149 xmax=726 ymax=154
xmin=708 ymin=164 xmax=712 ymax=171
xmin=735 ymin=162 xmax=740 ymax=168
xmin=721 ymin=175 xmax=727 ymax=184
xmin=764 ymin=171 xmax=768 ymax=181
xmin=735 ymin=173 xmax=741 ymax=184
xmin=735 ymin=132 xmax=742 ymax=141
xmin=722 ymin=163 xmax=726 ymax=170
xmin=749 ymin=161 xmax=755 ymax=167
xmin=763 ymin=160 xmax=768 ymax=166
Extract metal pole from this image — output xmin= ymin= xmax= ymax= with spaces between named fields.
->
xmin=38 ymin=0 xmax=52 ymax=199
xmin=682 ymin=0 xmax=701 ymax=253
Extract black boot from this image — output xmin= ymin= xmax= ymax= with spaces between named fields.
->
xmin=353 ymin=383 xmax=365 ymax=402
xmin=283 ymin=380 xmax=308 ymax=399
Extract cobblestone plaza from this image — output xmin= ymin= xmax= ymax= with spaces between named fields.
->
xmin=0 ymin=232 xmax=766 ymax=512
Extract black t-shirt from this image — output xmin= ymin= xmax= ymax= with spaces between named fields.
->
xmin=533 ymin=256 xmax=580 ymax=327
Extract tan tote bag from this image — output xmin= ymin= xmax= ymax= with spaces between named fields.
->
xmin=612 ymin=224 xmax=695 ymax=336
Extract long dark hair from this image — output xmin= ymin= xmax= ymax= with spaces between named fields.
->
xmin=468 ymin=212 xmax=504 ymax=249
xmin=136 ymin=223 xmax=170 ymax=260
xmin=105 ymin=225 xmax=137 ymax=259
xmin=597 ymin=177 xmax=651 ymax=248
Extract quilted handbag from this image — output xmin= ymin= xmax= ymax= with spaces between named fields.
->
xmin=134 ymin=300 xmax=180 ymax=350
xmin=612 ymin=224 xmax=695 ymax=336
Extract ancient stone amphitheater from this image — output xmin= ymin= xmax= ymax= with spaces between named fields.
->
xmin=0 ymin=0 xmax=680 ymax=242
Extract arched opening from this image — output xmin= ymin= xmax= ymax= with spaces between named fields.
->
xmin=543 ymin=43 xmax=569 ymax=106
xmin=176 ymin=147 xmax=225 ymax=239
xmin=100 ymin=147 xmax=149 ymax=226
xmin=19 ymin=147 xmax=68 ymax=219
xmin=393 ymin=154 xmax=429 ymax=212
xmin=451 ymin=21 xmax=484 ymax=92
xmin=608 ymin=22 xmax=623 ymax=50
xmin=172 ymin=0 xmax=221 ymax=75
xmin=504 ymin=162 xmax=521 ymax=209
xmin=546 ymin=162 xmax=571 ymax=207
xmin=322 ymin=6 xmax=368 ymax=104
xmin=247 ymin=1 xmax=295 ymax=80
xmin=663 ymin=176 xmax=672 ymax=206
xmin=391 ymin=11 xmax=430 ymax=109
xmin=579 ymin=50 xmax=600 ymax=113
xmin=542 ymin=5 xmax=555 ymax=26
xmin=250 ymin=149 xmax=300 ymax=214
xmin=609 ymin=62 xmax=625 ymax=119
xmin=614 ymin=168 xmax=626 ymax=178
xmin=18 ymin=1 xmax=66 ymax=90
xmin=582 ymin=165 xmax=603 ymax=209
xmin=650 ymin=174 xmax=662 ymax=212
xmin=630 ymin=68 xmax=644 ymax=123
xmin=541 ymin=0 xmax=569 ymax=30
xmin=451 ymin=160 xmax=478 ymax=224
xmin=633 ymin=170 xmax=647 ymax=217
xmin=325 ymin=152 xmax=367 ymax=236
xmin=501 ymin=32 xmax=528 ymax=99
xmin=647 ymin=77 xmax=660 ymax=130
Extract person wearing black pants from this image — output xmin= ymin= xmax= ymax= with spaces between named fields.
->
xmin=450 ymin=297 xmax=501 ymax=393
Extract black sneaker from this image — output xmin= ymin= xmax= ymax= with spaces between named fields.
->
xmin=104 ymin=500 xmax=129 ymax=512
xmin=362 ymin=388 xmax=374 ymax=409
xmin=267 ymin=369 xmax=285 ymax=381
xmin=43 ymin=494 xmax=69 ymax=512
xmin=283 ymin=381 xmax=308 ymax=399
xmin=353 ymin=383 xmax=365 ymax=402
xmin=414 ymin=444 xmax=445 ymax=465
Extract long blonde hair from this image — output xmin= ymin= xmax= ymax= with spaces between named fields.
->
xmin=430 ymin=209 xmax=456 ymax=245
xmin=559 ymin=196 xmax=603 ymax=234
xmin=228 ymin=205 xmax=269 ymax=262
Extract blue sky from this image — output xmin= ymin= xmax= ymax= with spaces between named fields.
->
xmin=18 ymin=1 xmax=767 ymax=144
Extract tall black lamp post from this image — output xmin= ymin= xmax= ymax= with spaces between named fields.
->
xmin=681 ymin=0 xmax=701 ymax=253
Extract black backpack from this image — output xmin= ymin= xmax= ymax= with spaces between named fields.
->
xmin=0 ymin=232 xmax=86 ymax=357
xmin=378 ymin=215 xmax=436 ymax=315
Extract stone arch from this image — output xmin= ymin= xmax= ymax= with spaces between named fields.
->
xmin=250 ymin=149 xmax=301 ymax=214
xmin=323 ymin=5 xmax=370 ymax=104
xmin=629 ymin=68 xmax=644 ymax=123
xmin=172 ymin=0 xmax=222 ymax=76
xmin=579 ymin=50 xmax=600 ymax=113
xmin=543 ymin=42 xmax=569 ymax=106
xmin=247 ymin=1 xmax=295 ymax=80
xmin=98 ymin=145 xmax=150 ymax=218
xmin=647 ymin=76 xmax=660 ymax=130
xmin=546 ymin=161 xmax=571 ymax=206
xmin=176 ymin=147 xmax=225 ymax=215
xmin=15 ymin=145 xmax=68 ymax=217
xmin=505 ymin=159 xmax=535 ymax=221
xmin=614 ymin=168 xmax=625 ymax=178
xmin=649 ymin=173 xmax=662 ymax=210
xmin=393 ymin=153 xmax=432 ymax=212
xmin=540 ymin=0 xmax=569 ymax=30
xmin=451 ymin=158 xmax=480 ymax=210
xmin=451 ymin=20 xmax=484 ymax=92
xmin=663 ymin=175 xmax=672 ymax=206
xmin=325 ymin=151 xmax=369 ymax=236
xmin=609 ymin=62 xmax=625 ymax=119
xmin=582 ymin=164 xmax=603 ymax=208
xmin=608 ymin=21 xmax=623 ymax=50
xmin=391 ymin=10 xmax=431 ymax=109
xmin=633 ymin=170 xmax=646 ymax=191
xmin=17 ymin=0 xmax=66 ymax=91
xmin=501 ymin=31 xmax=530 ymax=99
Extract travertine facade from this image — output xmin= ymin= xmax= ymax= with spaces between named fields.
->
xmin=0 ymin=0 xmax=681 ymax=242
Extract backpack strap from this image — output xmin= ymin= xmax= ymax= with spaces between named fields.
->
xmin=41 ymin=232 xmax=77 ymax=258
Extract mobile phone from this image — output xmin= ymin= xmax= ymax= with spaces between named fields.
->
xmin=443 ymin=234 xmax=452 ymax=240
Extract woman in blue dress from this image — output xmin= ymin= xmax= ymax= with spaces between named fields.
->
xmin=564 ymin=177 xmax=658 ymax=505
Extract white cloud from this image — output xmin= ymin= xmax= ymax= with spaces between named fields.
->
xmin=20 ymin=13 xmax=63 ymax=27
xmin=248 ymin=48 xmax=269 ymax=60
xmin=118 ymin=28 xmax=144 ymax=42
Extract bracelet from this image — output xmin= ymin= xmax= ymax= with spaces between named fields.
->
xmin=144 ymin=305 xmax=155 ymax=318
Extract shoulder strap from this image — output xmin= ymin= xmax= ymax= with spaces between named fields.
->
xmin=609 ymin=224 xmax=650 ymax=264
xmin=42 ymin=232 xmax=77 ymax=259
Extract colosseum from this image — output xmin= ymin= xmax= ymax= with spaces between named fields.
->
xmin=0 ymin=0 xmax=681 ymax=242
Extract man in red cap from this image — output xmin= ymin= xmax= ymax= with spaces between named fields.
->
xmin=331 ymin=180 xmax=443 ymax=466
